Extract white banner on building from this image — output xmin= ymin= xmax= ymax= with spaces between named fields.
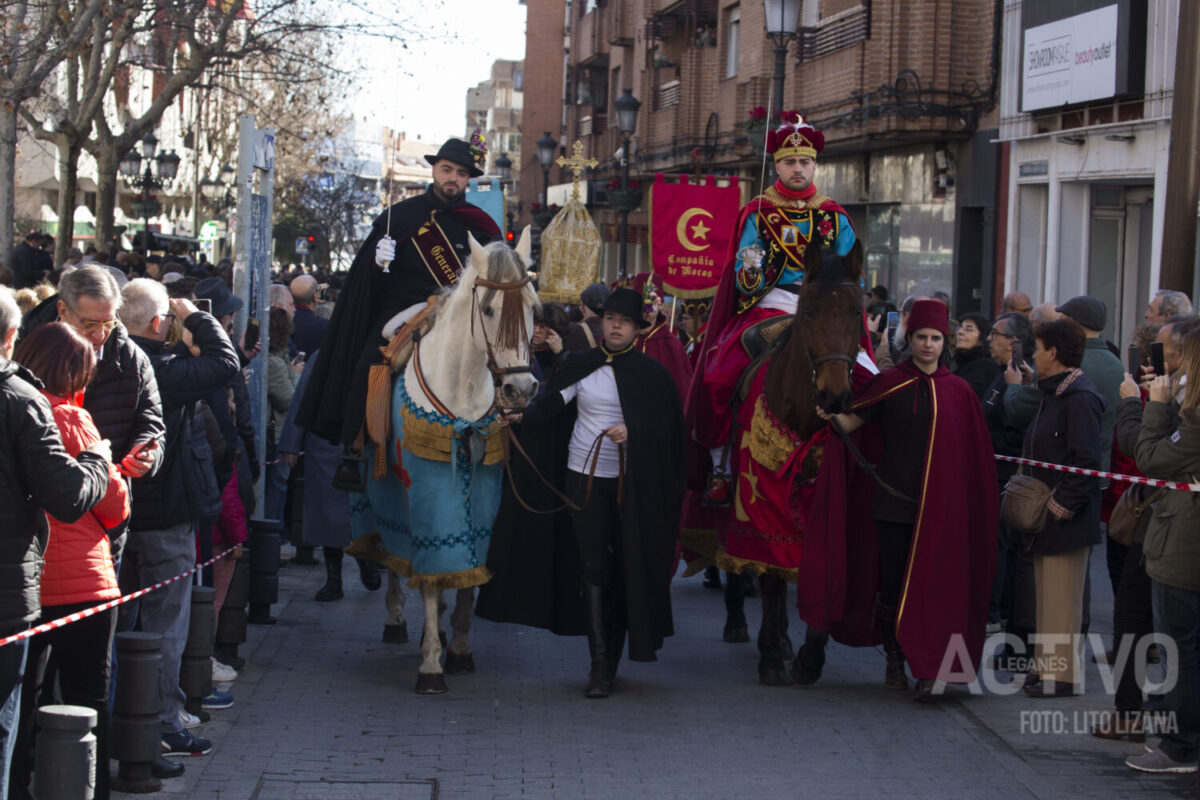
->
xmin=1022 ymin=4 xmax=1119 ymax=112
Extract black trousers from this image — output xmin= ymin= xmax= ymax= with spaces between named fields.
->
xmin=566 ymin=471 xmax=622 ymax=588
xmin=876 ymin=520 xmax=914 ymax=607
xmin=1113 ymin=540 xmax=1155 ymax=712
xmin=12 ymin=604 xmax=116 ymax=800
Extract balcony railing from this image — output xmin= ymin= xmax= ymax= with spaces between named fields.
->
xmin=655 ymin=80 xmax=681 ymax=110
xmin=797 ymin=2 xmax=871 ymax=62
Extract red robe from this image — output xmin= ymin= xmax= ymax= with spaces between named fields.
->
xmin=798 ymin=360 xmax=999 ymax=682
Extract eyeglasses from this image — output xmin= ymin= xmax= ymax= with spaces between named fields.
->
xmin=959 ymin=325 xmax=980 ymax=334
xmin=988 ymin=330 xmax=1018 ymax=340
xmin=69 ymin=316 xmax=119 ymax=335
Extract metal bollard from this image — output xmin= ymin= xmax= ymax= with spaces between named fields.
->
xmin=248 ymin=519 xmax=281 ymax=625
xmin=109 ymin=632 xmax=163 ymax=793
xmin=215 ymin=557 xmax=249 ymax=665
xmin=33 ymin=705 xmax=97 ymax=800
xmin=181 ymin=586 xmax=215 ymax=716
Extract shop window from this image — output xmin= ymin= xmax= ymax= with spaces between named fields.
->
xmin=724 ymin=7 xmax=740 ymax=79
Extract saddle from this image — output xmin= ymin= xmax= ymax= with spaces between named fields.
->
xmin=364 ymin=296 xmax=439 ymax=479
xmin=734 ymin=317 xmax=792 ymax=405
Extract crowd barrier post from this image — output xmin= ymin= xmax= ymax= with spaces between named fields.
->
xmin=109 ymin=631 xmax=163 ymax=793
xmin=181 ymin=586 xmax=215 ymax=717
xmin=248 ymin=519 xmax=281 ymax=624
xmin=33 ymin=705 xmax=98 ymax=800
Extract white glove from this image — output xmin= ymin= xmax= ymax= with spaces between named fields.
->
xmin=375 ymin=236 xmax=396 ymax=269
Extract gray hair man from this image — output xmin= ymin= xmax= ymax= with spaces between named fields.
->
xmin=1146 ymin=290 xmax=1194 ymax=324
xmin=120 ymin=278 xmax=240 ymax=762
xmin=0 ymin=285 xmax=112 ymax=794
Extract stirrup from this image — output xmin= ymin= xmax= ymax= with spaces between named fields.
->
xmin=701 ymin=471 xmax=733 ymax=507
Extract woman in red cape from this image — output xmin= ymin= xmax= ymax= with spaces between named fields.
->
xmin=796 ymin=301 xmax=998 ymax=700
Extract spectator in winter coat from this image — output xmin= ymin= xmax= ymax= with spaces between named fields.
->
xmin=119 ymin=278 xmax=239 ymax=760
xmin=953 ymin=312 xmax=1001 ymax=400
xmin=11 ymin=323 xmax=129 ymax=800
xmin=1020 ymin=319 xmax=1104 ymax=697
xmin=0 ymin=287 xmax=111 ymax=800
xmin=1123 ymin=328 xmax=1200 ymax=774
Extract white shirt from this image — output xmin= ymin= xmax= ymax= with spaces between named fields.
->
xmin=561 ymin=366 xmax=625 ymax=478
xmin=758 ymin=287 xmax=800 ymax=314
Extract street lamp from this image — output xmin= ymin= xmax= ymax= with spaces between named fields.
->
xmin=536 ymin=131 xmax=557 ymax=206
xmin=495 ymin=152 xmax=512 ymax=182
xmin=119 ymin=130 xmax=178 ymax=254
xmin=615 ymin=88 xmax=641 ymax=279
xmin=763 ymin=0 xmax=802 ymax=122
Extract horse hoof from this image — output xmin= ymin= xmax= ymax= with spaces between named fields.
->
xmin=758 ymin=659 xmax=794 ymax=687
xmin=789 ymin=645 xmax=826 ymax=687
xmin=382 ymin=623 xmax=409 ymax=645
xmin=723 ymin=624 xmax=750 ymax=643
xmin=444 ymin=651 xmax=475 ymax=675
xmin=778 ymin=635 xmax=795 ymax=661
xmin=415 ymin=673 xmax=448 ymax=694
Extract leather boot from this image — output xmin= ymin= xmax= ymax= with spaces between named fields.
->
xmin=583 ymin=582 xmax=613 ymax=698
xmin=606 ymin=587 xmax=627 ymax=681
xmin=356 ymin=557 xmax=382 ymax=591
xmin=877 ymin=600 xmax=908 ymax=690
xmin=315 ymin=547 xmax=344 ymax=601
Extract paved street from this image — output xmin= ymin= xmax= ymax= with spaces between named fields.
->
xmin=116 ymin=548 xmax=1196 ymax=800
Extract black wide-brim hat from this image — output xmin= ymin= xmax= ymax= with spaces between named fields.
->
xmin=424 ymin=138 xmax=484 ymax=178
xmin=194 ymin=277 xmax=244 ymax=318
xmin=602 ymin=287 xmax=651 ymax=328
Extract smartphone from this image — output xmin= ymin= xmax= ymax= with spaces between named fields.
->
xmin=194 ymin=298 xmax=212 ymax=314
xmin=244 ymin=317 xmax=261 ymax=351
xmin=886 ymin=311 xmax=899 ymax=344
xmin=1127 ymin=345 xmax=1141 ymax=376
xmin=1150 ymin=340 xmax=1166 ymax=377
xmin=1011 ymin=340 xmax=1023 ymax=370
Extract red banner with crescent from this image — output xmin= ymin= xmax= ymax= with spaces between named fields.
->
xmin=649 ymin=174 xmax=741 ymax=298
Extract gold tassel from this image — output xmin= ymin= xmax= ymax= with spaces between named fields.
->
xmin=366 ymin=364 xmax=393 ymax=480
xmin=405 ymin=564 xmax=494 ymax=591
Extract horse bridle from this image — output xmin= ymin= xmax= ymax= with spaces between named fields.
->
xmin=471 ymin=275 xmax=535 ymax=406
xmin=796 ymin=280 xmax=859 ymax=382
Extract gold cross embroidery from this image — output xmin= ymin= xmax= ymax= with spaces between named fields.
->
xmin=556 ymin=141 xmax=599 ymax=202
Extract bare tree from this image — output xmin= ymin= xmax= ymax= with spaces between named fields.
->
xmin=0 ymin=0 xmax=106 ymax=267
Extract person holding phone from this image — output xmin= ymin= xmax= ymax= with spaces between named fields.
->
xmin=981 ymin=311 xmax=1037 ymax=669
xmin=119 ymin=279 xmax=240 ymax=762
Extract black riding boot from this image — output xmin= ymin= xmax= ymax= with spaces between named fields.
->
xmin=583 ymin=582 xmax=613 ymax=698
xmin=356 ymin=557 xmax=382 ymax=591
xmin=607 ymin=585 xmax=627 ymax=681
xmin=877 ymin=600 xmax=908 ymax=690
xmin=315 ymin=547 xmax=344 ymax=601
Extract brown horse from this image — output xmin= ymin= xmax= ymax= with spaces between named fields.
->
xmin=723 ymin=239 xmax=866 ymax=686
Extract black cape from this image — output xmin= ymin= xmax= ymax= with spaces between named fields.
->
xmin=296 ymin=188 xmax=499 ymax=445
xmin=476 ymin=346 xmax=686 ymax=661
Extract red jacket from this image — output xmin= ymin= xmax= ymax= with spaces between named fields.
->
xmin=42 ymin=393 xmax=128 ymax=607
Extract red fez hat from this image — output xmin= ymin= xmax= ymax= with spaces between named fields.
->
xmin=907 ymin=299 xmax=949 ymax=338
xmin=766 ymin=115 xmax=825 ymax=162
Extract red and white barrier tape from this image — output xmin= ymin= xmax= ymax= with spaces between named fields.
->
xmin=996 ymin=455 xmax=1200 ymax=492
xmin=0 ymin=545 xmax=238 ymax=649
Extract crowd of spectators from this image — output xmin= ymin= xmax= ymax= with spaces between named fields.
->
xmin=0 ymin=239 xmax=352 ymax=798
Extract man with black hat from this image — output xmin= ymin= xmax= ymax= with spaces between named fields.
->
xmin=297 ymin=138 xmax=501 ymax=454
xmin=494 ymin=288 xmax=686 ymax=698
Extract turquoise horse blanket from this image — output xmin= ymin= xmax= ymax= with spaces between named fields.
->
xmin=349 ymin=377 xmax=506 ymax=590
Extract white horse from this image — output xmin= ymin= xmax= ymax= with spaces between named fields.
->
xmin=351 ymin=229 xmax=539 ymax=694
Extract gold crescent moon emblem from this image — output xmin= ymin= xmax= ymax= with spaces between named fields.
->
xmin=676 ymin=207 xmax=714 ymax=252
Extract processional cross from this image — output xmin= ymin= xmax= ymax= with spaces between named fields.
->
xmin=556 ymin=141 xmax=598 ymax=202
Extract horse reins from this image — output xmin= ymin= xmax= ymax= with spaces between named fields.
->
xmin=505 ymin=428 xmax=624 ymax=516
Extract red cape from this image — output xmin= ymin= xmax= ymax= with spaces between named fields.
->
xmin=798 ymin=360 xmax=999 ymax=681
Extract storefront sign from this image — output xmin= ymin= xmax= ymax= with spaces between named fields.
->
xmin=1022 ymin=4 xmax=1118 ymax=112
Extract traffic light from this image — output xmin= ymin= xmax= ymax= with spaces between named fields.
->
xmin=306 ymin=235 xmax=316 ymax=246
xmin=506 ymin=230 xmax=514 ymax=243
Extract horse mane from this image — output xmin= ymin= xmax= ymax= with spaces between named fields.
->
xmin=477 ymin=240 xmax=534 ymax=351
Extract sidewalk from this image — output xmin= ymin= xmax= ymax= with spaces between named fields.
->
xmin=116 ymin=548 xmax=1194 ymax=799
